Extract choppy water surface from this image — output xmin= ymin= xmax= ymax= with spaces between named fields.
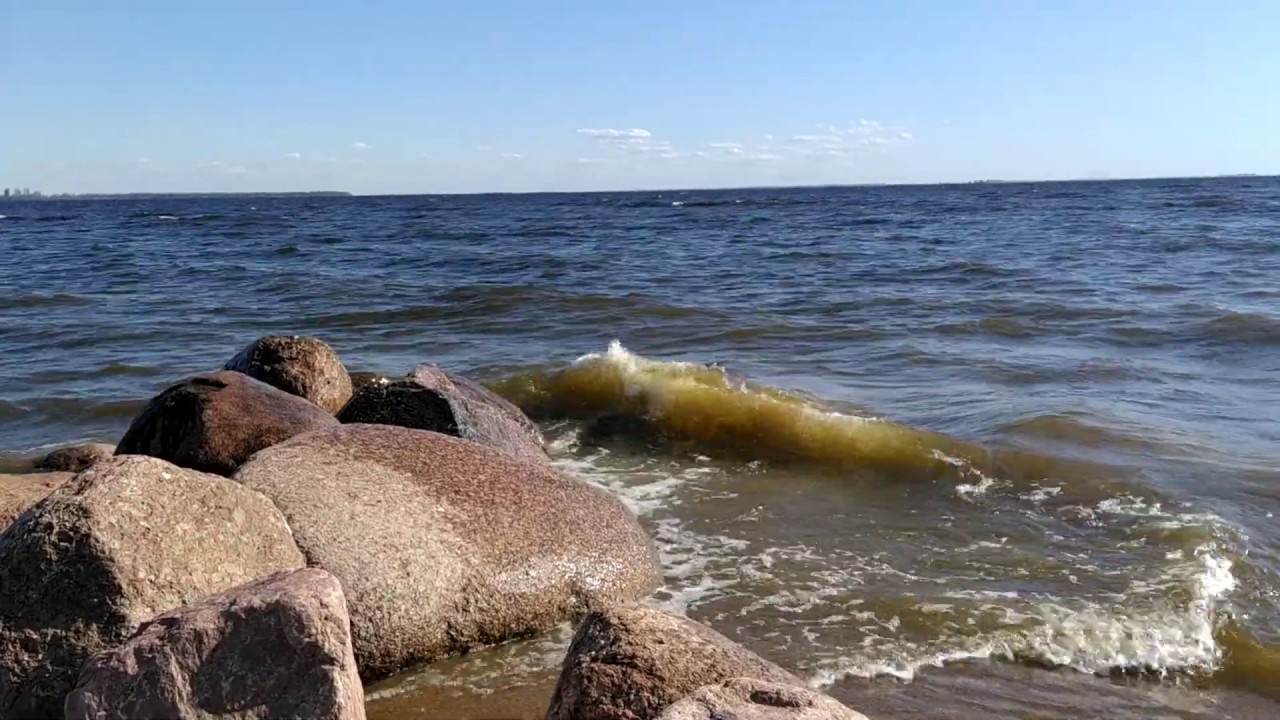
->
xmin=2 ymin=178 xmax=1279 ymax=718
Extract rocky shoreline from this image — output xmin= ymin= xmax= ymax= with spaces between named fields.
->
xmin=0 ymin=335 xmax=867 ymax=719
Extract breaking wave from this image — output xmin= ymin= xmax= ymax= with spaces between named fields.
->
xmin=493 ymin=341 xmax=985 ymax=476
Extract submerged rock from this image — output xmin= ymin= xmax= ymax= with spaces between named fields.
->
xmin=0 ymin=472 xmax=71 ymax=530
xmin=338 ymin=364 xmax=546 ymax=462
xmin=115 ymin=370 xmax=338 ymax=476
xmin=225 ymin=335 xmax=353 ymax=414
xmin=67 ymin=568 xmax=365 ymax=720
xmin=0 ymin=456 xmax=305 ymax=717
xmin=658 ymin=678 xmax=868 ymax=720
xmin=33 ymin=443 xmax=115 ymax=473
xmin=546 ymin=606 xmax=802 ymax=720
xmin=233 ymin=424 xmax=659 ymax=680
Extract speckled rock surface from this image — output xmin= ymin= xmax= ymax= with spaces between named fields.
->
xmin=658 ymin=678 xmax=868 ymax=720
xmin=546 ymin=606 xmax=802 ymax=720
xmin=226 ymin=335 xmax=353 ymax=414
xmin=32 ymin=443 xmax=115 ymax=473
xmin=0 ymin=472 xmax=71 ymax=530
xmin=0 ymin=456 xmax=305 ymax=718
xmin=233 ymin=424 xmax=659 ymax=680
xmin=66 ymin=568 xmax=365 ymax=720
xmin=115 ymin=370 xmax=338 ymax=476
xmin=337 ymin=364 xmax=546 ymax=463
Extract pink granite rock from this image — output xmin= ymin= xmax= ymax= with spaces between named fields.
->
xmin=66 ymin=568 xmax=365 ymax=720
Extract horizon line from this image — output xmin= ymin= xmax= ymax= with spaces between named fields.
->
xmin=7 ymin=172 xmax=1272 ymax=200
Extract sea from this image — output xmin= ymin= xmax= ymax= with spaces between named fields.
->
xmin=1 ymin=177 xmax=1278 ymax=719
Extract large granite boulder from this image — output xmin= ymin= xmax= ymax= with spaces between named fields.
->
xmin=225 ymin=335 xmax=353 ymax=414
xmin=115 ymin=370 xmax=338 ymax=476
xmin=0 ymin=472 xmax=71 ymax=530
xmin=337 ymin=364 xmax=546 ymax=463
xmin=658 ymin=678 xmax=867 ymax=720
xmin=0 ymin=456 xmax=305 ymax=717
xmin=233 ymin=424 xmax=659 ymax=680
xmin=33 ymin=443 xmax=115 ymax=473
xmin=546 ymin=607 xmax=802 ymax=720
xmin=66 ymin=568 xmax=365 ymax=720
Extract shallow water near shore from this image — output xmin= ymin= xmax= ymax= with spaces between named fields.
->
xmin=2 ymin=178 xmax=1279 ymax=718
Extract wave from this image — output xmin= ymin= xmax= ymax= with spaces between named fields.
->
xmin=0 ymin=214 xmax=78 ymax=222
xmin=619 ymin=197 xmax=823 ymax=209
xmin=999 ymin=412 xmax=1197 ymax=455
xmin=1197 ymin=311 xmax=1280 ymax=345
xmin=0 ymin=397 xmax=143 ymax=423
xmin=0 ymin=293 xmax=94 ymax=311
xmin=809 ymin=539 xmax=1251 ymax=688
xmin=494 ymin=341 xmax=1007 ymax=477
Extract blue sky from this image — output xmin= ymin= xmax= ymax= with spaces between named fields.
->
xmin=4 ymin=1 xmax=1279 ymax=194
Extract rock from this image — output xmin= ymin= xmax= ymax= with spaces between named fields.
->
xmin=658 ymin=678 xmax=868 ymax=720
xmin=546 ymin=607 xmax=802 ymax=720
xmin=66 ymin=568 xmax=365 ymax=720
xmin=337 ymin=364 xmax=546 ymax=462
xmin=115 ymin=370 xmax=339 ymax=476
xmin=32 ymin=443 xmax=115 ymax=473
xmin=225 ymin=335 xmax=353 ymax=414
xmin=347 ymin=370 xmax=394 ymax=395
xmin=233 ymin=424 xmax=659 ymax=680
xmin=0 ymin=472 xmax=71 ymax=530
xmin=0 ymin=456 xmax=305 ymax=717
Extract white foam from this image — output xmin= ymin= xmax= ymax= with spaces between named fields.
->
xmin=1020 ymin=484 xmax=1063 ymax=502
xmin=810 ymin=541 xmax=1237 ymax=687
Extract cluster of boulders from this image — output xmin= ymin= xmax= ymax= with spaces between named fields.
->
xmin=0 ymin=335 xmax=867 ymax=719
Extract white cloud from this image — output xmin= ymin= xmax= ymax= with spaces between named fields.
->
xmin=790 ymin=134 xmax=841 ymax=143
xmin=575 ymin=157 xmax=609 ymax=165
xmin=707 ymin=142 xmax=743 ymax=150
xmin=200 ymin=160 xmax=248 ymax=174
xmin=746 ymin=152 xmax=784 ymax=162
xmin=351 ymin=141 xmax=372 ymax=150
xmin=576 ymin=128 xmax=651 ymax=139
xmin=765 ymin=134 xmax=774 ymax=141
xmin=136 ymin=157 xmax=152 ymax=165
xmin=898 ymin=131 xmax=914 ymax=140
xmin=502 ymin=153 xmax=523 ymax=159
xmin=478 ymin=145 xmax=493 ymax=151
xmin=283 ymin=152 xmax=302 ymax=160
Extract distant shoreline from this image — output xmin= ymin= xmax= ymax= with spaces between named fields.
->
xmin=0 ymin=191 xmax=351 ymax=202
xmin=0 ymin=173 xmax=1272 ymax=202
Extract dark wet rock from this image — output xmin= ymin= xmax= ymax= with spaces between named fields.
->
xmin=66 ymin=568 xmax=365 ymax=720
xmin=547 ymin=606 xmax=802 ymax=720
xmin=225 ymin=335 xmax=353 ymax=414
xmin=32 ymin=443 xmax=115 ymax=473
xmin=348 ymin=370 xmax=393 ymax=395
xmin=0 ymin=456 xmax=305 ymax=717
xmin=658 ymin=678 xmax=868 ymax=720
xmin=337 ymin=364 xmax=546 ymax=462
xmin=233 ymin=424 xmax=659 ymax=680
xmin=0 ymin=472 xmax=71 ymax=530
xmin=115 ymin=370 xmax=338 ymax=476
